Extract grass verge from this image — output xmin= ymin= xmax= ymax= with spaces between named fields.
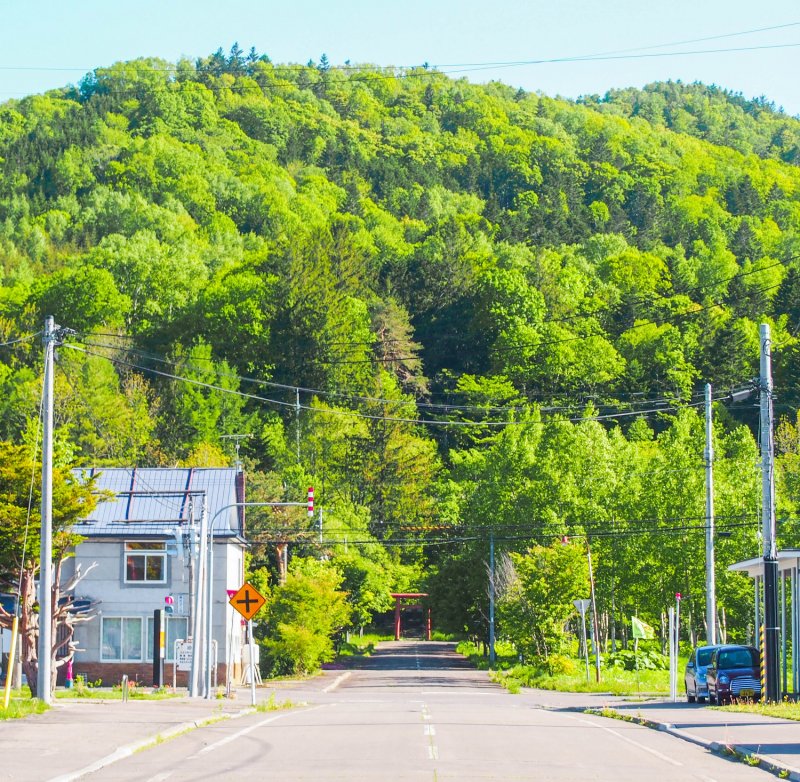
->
xmin=457 ymin=641 xmax=671 ymax=696
xmin=717 ymin=700 xmax=800 ymax=721
xmin=56 ymin=686 xmax=180 ymax=700
xmin=0 ymin=688 xmax=49 ymax=719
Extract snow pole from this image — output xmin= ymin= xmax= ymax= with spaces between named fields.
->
xmin=3 ymin=615 xmax=20 ymax=709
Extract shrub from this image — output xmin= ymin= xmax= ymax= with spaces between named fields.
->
xmin=260 ymin=557 xmax=350 ymax=676
xmin=543 ymin=654 xmax=577 ymax=676
xmin=606 ymin=648 xmax=668 ymax=671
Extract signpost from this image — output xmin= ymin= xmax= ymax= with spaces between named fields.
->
xmin=229 ymin=583 xmax=267 ymax=706
xmin=174 ymin=639 xmax=193 ymax=688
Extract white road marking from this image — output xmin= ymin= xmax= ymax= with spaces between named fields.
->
xmin=322 ymin=671 xmax=352 ymax=692
xmin=144 ymin=774 xmax=174 ymax=782
xmin=420 ymin=702 xmax=439 ymax=762
xmin=572 ymin=716 xmax=682 ymax=766
xmin=190 ymin=705 xmax=327 ymax=758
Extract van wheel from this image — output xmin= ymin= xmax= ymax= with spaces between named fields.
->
xmin=686 ymin=689 xmax=696 ymax=703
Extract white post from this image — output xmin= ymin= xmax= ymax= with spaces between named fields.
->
xmin=248 ymin=619 xmax=256 ymax=707
xmin=580 ymin=606 xmax=589 ymax=682
xmin=669 ymin=607 xmax=676 ymax=701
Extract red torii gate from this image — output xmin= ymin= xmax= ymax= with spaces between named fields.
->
xmin=390 ymin=592 xmax=431 ymax=641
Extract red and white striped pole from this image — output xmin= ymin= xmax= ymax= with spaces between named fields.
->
xmin=307 ymin=486 xmax=314 ymax=518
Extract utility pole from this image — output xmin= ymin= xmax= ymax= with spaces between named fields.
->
xmin=704 ymin=383 xmax=717 ymax=645
xmin=488 ymin=532 xmax=496 ymax=665
xmin=220 ymin=433 xmax=252 ymax=471
xmin=190 ymin=495 xmax=208 ymax=697
xmin=587 ymin=541 xmax=601 ymax=682
xmin=759 ymin=323 xmax=780 ymax=702
xmin=37 ymin=317 xmax=56 ymax=704
xmin=295 ymin=387 xmax=301 ymax=462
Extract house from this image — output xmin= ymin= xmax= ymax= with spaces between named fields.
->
xmin=64 ymin=467 xmax=247 ymax=687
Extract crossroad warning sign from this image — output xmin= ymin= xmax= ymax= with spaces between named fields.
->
xmin=229 ymin=582 xmax=266 ymax=621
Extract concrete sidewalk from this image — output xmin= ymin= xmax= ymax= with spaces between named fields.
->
xmin=0 ymin=673 xmax=330 ymax=782
xmin=522 ymin=688 xmax=800 ymax=780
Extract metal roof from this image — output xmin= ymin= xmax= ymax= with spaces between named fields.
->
xmin=72 ymin=467 xmax=244 ymax=538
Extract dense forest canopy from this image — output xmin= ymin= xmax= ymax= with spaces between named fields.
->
xmin=2 ymin=45 xmax=800 ymax=650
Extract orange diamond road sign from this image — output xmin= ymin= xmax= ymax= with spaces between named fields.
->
xmin=229 ymin=582 xmax=266 ymax=621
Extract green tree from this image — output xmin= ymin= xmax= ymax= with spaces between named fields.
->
xmin=497 ymin=541 xmax=589 ymax=661
xmin=0 ymin=442 xmax=103 ymax=697
xmin=261 ymin=557 xmax=350 ymax=675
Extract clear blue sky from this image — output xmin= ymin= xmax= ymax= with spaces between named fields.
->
xmin=2 ymin=0 xmax=799 ymax=114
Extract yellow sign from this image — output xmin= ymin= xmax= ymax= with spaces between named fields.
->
xmin=229 ymin=582 xmax=266 ymax=621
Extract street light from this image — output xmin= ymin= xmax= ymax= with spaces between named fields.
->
xmin=203 ymin=500 xmax=307 ymax=699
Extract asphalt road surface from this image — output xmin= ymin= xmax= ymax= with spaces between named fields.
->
xmin=83 ymin=641 xmax=775 ymax=781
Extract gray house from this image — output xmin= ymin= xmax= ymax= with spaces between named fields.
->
xmin=64 ymin=467 xmax=247 ymax=687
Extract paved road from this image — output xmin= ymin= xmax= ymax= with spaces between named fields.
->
xmin=80 ymin=641 xmax=776 ymax=781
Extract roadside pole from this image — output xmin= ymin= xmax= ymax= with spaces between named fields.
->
xmin=38 ymin=317 xmax=56 ymax=704
xmin=489 ymin=532 xmax=496 ymax=665
xmin=669 ymin=607 xmax=676 ymax=701
xmin=190 ymin=498 xmax=208 ymax=697
xmin=587 ymin=542 xmax=601 ymax=682
xmin=248 ymin=619 xmax=256 ymax=707
xmin=573 ymin=599 xmax=591 ymax=683
xmin=2 ymin=608 xmax=19 ymax=708
xmin=705 ymin=383 xmax=717 ymax=645
xmin=759 ymin=323 xmax=780 ymax=702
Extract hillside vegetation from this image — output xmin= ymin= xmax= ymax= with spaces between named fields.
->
xmin=2 ymin=46 xmax=800 ymax=658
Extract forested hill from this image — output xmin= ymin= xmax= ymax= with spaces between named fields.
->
xmin=5 ymin=47 xmax=800 ymax=634
xmin=580 ymin=81 xmax=800 ymax=164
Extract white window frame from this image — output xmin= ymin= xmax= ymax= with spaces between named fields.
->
xmin=146 ymin=616 xmax=189 ymax=662
xmin=100 ymin=616 xmax=144 ymax=661
xmin=124 ymin=541 xmax=167 ymax=584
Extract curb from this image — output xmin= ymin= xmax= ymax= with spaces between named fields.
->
xmin=587 ymin=708 xmax=800 ymax=781
xmin=46 ymin=705 xmax=257 ymax=782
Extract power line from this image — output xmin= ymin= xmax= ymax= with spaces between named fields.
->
xmin=4 ymin=20 xmax=800 ymax=80
xmin=0 ymin=332 xmax=42 ymax=347
xmin=78 ymin=336 xmax=698 ymax=416
xmin=63 ymin=341 xmax=706 ymax=428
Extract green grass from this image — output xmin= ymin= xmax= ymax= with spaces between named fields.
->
xmin=491 ymin=665 xmax=671 ymax=695
xmin=56 ymin=684 xmax=180 ymax=700
xmin=0 ymin=688 xmax=49 ymax=719
xmin=718 ymin=700 xmax=800 ymax=721
xmin=255 ymin=693 xmax=297 ymax=712
xmin=457 ymin=641 xmax=673 ymax=696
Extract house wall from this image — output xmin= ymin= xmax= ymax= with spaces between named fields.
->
xmin=70 ymin=537 xmax=246 ymax=687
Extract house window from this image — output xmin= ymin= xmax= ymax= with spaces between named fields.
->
xmin=101 ymin=617 xmax=143 ymax=661
xmin=146 ymin=616 xmax=189 ymax=662
xmin=125 ymin=541 xmax=166 ymax=583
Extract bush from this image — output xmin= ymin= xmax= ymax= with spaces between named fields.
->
xmin=260 ymin=557 xmax=350 ymax=676
xmin=543 ymin=654 xmax=577 ymax=676
xmin=606 ymin=648 xmax=668 ymax=671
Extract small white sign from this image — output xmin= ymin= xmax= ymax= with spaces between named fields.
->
xmin=175 ymin=640 xmax=193 ymax=671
